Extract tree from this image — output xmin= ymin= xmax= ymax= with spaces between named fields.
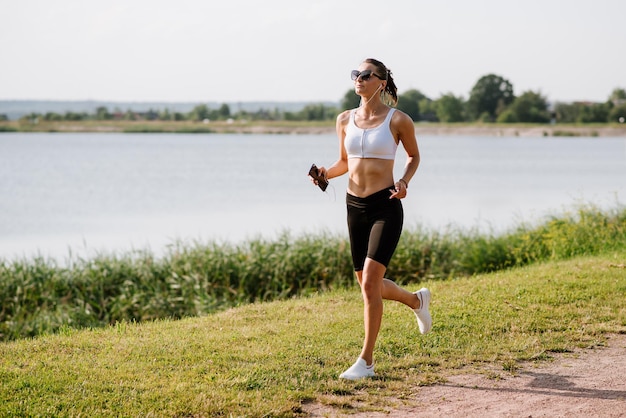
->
xmin=300 ymin=104 xmax=338 ymax=121
xmin=123 ymin=110 xmax=137 ymax=121
xmin=95 ymin=106 xmax=111 ymax=120
xmin=467 ymin=74 xmax=515 ymax=121
xmin=553 ymin=102 xmax=581 ymax=123
xmin=173 ymin=112 xmax=186 ymax=121
xmin=144 ymin=109 xmax=159 ymax=121
xmin=577 ymin=102 xmax=610 ymax=123
xmin=397 ymin=89 xmax=427 ymax=121
xmin=501 ymin=90 xmax=550 ymax=123
xmin=217 ymin=103 xmax=231 ymax=119
xmin=19 ymin=112 xmax=41 ymax=123
xmin=159 ymin=108 xmax=172 ymax=121
xmin=436 ymin=93 xmax=465 ymax=122
xmin=496 ymin=109 xmax=517 ymax=123
xmin=64 ymin=111 xmax=87 ymax=121
xmin=419 ymin=98 xmax=438 ymax=122
xmin=340 ymin=89 xmax=360 ymax=110
xmin=609 ymin=88 xmax=626 ymax=103
xmin=608 ymin=103 xmax=626 ymax=122
xmin=44 ymin=112 xmax=63 ymax=121
xmin=190 ymin=104 xmax=210 ymax=121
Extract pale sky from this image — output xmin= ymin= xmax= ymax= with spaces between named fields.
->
xmin=1 ymin=0 xmax=624 ymax=104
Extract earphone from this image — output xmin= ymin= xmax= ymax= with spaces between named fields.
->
xmin=359 ymin=84 xmax=385 ymax=107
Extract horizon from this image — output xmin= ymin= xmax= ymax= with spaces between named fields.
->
xmin=0 ymin=99 xmax=332 ymax=120
xmin=0 ymin=95 xmax=616 ymax=121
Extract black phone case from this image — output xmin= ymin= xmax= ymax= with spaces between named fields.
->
xmin=309 ymin=164 xmax=328 ymax=191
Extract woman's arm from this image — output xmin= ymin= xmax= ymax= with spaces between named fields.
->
xmin=394 ymin=110 xmax=420 ymax=187
xmin=387 ymin=110 xmax=420 ymax=199
xmin=317 ymin=110 xmax=350 ymax=180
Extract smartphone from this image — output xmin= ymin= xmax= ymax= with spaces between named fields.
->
xmin=308 ymin=164 xmax=328 ymax=191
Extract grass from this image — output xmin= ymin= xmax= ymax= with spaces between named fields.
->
xmin=1 ymin=204 xmax=625 ymax=342
xmin=0 ymin=204 xmax=624 ymax=415
xmin=1 ymin=250 xmax=625 ymax=416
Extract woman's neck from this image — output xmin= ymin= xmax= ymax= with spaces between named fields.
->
xmin=358 ymin=97 xmax=386 ymax=119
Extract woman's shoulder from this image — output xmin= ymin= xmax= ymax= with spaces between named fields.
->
xmin=389 ymin=108 xmax=416 ymax=140
xmin=336 ymin=109 xmax=353 ymax=124
xmin=390 ymin=108 xmax=415 ymax=126
xmin=389 ymin=108 xmax=412 ymax=121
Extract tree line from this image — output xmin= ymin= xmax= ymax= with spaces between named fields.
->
xmin=13 ymin=74 xmax=626 ymax=124
xmin=383 ymin=74 xmax=625 ymax=124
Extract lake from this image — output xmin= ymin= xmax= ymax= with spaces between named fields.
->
xmin=1 ymin=132 xmax=625 ymax=262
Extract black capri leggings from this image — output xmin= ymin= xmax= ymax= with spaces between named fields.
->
xmin=346 ymin=187 xmax=404 ymax=271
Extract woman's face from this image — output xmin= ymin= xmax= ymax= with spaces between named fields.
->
xmin=353 ymin=63 xmax=384 ymax=96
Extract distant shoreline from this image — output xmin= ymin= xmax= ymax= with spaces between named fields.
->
xmin=413 ymin=124 xmax=626 ymax=137
xmin=1 ymin=120 xmax=625 ymax=137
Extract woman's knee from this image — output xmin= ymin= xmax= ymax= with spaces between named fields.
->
xmin=361 ymin=277 xmax=380 ymax=296
xmin=360 ymin=259 xmax=386 ymax=296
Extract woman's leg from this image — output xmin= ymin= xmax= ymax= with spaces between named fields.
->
xmin=342 ymin=192 xmax=431 ymax=379
xmin=356 ymin=259 xmax=422 ymax=365
xmin=382 ymin=277 xmax=420 ymax=309
xmin=355 ymin=258 xmax=386 ymax=366
xmin=381 ymin=274 xmax=432 ymax=334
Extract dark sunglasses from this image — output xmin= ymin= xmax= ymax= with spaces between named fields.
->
xmin=351 ymin=69 xmax=385 ymax=81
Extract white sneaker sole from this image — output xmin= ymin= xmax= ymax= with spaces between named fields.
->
xmin=339 ymin=358 xmax=375 ymax=380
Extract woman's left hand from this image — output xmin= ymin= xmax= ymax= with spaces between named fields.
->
xmin=389 ymin=180 xmax=407 ymax=199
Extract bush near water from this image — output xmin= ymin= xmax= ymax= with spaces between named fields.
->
xmin=1 ymin=204 xmax=625 ymax=342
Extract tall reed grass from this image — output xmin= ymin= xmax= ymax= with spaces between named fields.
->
xmin=1 ymin=204 xmax=624 ymax=341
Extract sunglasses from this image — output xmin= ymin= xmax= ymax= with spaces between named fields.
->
xmin=351 ymin=69 xmax=385 ymax=81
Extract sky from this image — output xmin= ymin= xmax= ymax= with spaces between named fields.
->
xmin=1 ymin=0 xmax=624 ymax=104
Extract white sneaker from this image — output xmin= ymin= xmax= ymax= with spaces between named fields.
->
xmin=413 ymin=288 xmax=432 ymax=334
xmin=339 ymin=358 xmax=375 ymax=380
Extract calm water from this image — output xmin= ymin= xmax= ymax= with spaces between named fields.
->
xmin=1 ymin=132 xmax=625 ymax=262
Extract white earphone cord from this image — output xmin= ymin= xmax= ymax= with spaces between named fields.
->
xmin=359 ymin=85 xmax=383 ymax=107
xmin=321 ymin=182 xmax=336 ymax=202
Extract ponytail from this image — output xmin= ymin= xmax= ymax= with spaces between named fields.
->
xmin=364 ymin=58 xmax=398 ymax=106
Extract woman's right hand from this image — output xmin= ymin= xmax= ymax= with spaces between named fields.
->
xmin=309 ymin=166 xmax=327 ymax=187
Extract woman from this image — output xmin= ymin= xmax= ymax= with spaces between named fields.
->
xmin=311 ymin=58 xmax=432 ymax=380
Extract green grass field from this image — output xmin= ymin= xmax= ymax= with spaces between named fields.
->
xmin=1 ymin=250 xmax=625 ymax=416
xmin=1 ymin=204 xmax=625 ymax=415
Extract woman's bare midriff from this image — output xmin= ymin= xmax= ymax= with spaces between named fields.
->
xmin=347 ymin=158 xmax=395 ymax=198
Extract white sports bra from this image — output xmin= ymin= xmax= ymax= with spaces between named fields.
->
xmin=344 ymin=108 xmax=398 ymax=160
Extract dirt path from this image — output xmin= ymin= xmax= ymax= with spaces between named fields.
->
xmin=306 ymin=333 xmax=626 ymax=417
